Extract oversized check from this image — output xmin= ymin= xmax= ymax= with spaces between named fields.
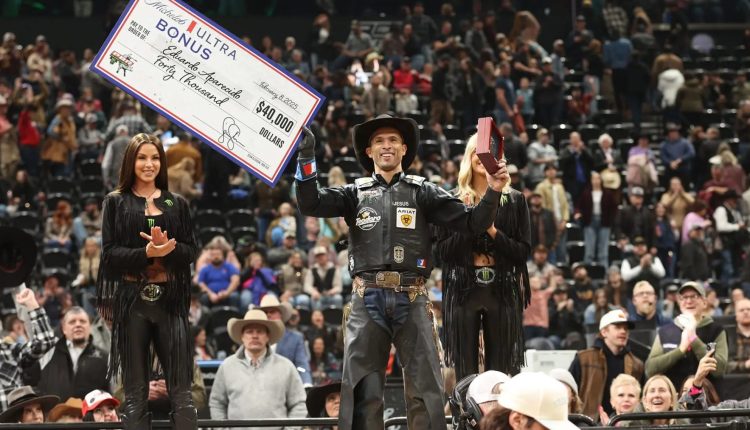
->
xmin=91 ymin=0 xmax=325 ymax=186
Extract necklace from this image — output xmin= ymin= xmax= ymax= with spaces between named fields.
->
xmin=132 ymin=188 xmax=158 ymax=215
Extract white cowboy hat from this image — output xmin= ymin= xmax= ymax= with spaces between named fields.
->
xmin=227 ymin=309 xmax=284 ymax=345
xmin=256 ymin=294 xmax=292 ymax=322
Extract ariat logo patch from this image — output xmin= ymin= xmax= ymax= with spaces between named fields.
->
xmin=355 ymin=207 xmax=381 ymax=231
xmin=396 ymin=207 xmax=416 ymax=229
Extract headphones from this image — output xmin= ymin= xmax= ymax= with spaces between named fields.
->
xmin=449 ymin=374 xmax=483 ymax=430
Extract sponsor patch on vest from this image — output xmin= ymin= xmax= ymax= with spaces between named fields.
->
xmin=396 ymin=207 xmax=416 ymax=229
xmin=349 ymin=255 xmax=354 ymax=272
xmin=360 ymin=189 xmax=382 ymax=199
xmin=393 ymin=245 xmax=405 ymax=263
xmin=417 ymin=258 xmax=426 ymax=268
xmin=355 ymin=207 xmax=381 ymax=231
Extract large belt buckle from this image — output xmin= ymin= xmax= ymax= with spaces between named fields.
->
xmin=475 ymin=267 xmax=496 ymax=285
xmin=140 ymin=283 xmax=163 ymax=302
xmin=375 ymin=271 xmax=401 ymax=287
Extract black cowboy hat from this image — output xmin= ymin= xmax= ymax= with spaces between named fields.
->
xmin=0 ymin=227 xmax=38 ymax=289
xmin=305 ymin=381 xmax=341 ymax=418
xmin=0 ymin=386 xmax=59 ymax=423
xmin=352 ymin=114 xmax=419 ymax=173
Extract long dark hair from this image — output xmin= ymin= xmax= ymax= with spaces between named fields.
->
xmin=115 ymin=133 xmax=169 ymax=194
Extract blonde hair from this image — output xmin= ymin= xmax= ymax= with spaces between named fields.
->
xmin=610 ymin=374 xmax=642 ymax=399
xmin=642 ymin=375 xmax=679 ymax=413
xmin=509 ymin=11 xmax=540 ymax=45
xmin=456 ymin=134 xmax=510 ymax=205
xmin=328 ymin=166 xmax=347 ymax=187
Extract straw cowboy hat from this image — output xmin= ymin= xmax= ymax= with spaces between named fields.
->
xmin=0 ymin=386 xmax=59 ymax=423
xmin=227 ymin=309 xmax=285 ymax=345
xmin=257 ymin=295 xmax=292 ymax=322
xmin=352 ymin=114 xmax=419 ymax=173
xmin=47 ymin=398 xmax=83 ymax=423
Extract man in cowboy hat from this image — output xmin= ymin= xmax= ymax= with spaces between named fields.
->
xmin=258 ymin=295 xmax=312 ymax=386
xmin=0 ymin=228 xmax=56 ymax=409
xmin=0 ymin=386 xmax=59 ymax=423
xmin=295 ymin=115 xmax=509 ymax=430
xmin=209 ymin=309 xmax=306 ymax=429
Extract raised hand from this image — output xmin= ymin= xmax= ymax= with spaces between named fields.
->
xmin=298 ymin=126 xmax=316 ymax=159
xmin=146 ymin=239 xmax=176 ymax=258
xmin=15 ymin=289 xmax=40 ymax=311
xmin=485 ymin=159 xmax=510 ymax=192
xmin=140 ymin=226 xmax=169 ymax=245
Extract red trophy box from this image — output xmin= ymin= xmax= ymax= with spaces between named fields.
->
xmin=476 ymin=117 xmax=504 ymax=174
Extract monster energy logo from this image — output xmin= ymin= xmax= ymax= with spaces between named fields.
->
xmin=475 ymin=267 xmax=496 ymax=284
xmin=147 ymin=218 xmax=155 ymax=228
xmin=164 ymin=199 xmax=173 ymax=207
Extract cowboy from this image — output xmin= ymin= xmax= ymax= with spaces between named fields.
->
xmin=47 ymin=397 xmax=83 ymax=423
xmin=0 ymin=386 xmax=59 ymax=424
xmin=257 ymin=295 xmax=312 ymax=386
xmin=208 ymin=309 xmax=306 ymax=429
xmin=294 ymin=114 xmax=508 ymax=430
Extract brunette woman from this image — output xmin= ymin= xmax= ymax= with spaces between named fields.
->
xmin=97 ymin=133 xmax=197 ymax=429
xmin=436 ymin=134 xmax=530 ymax=380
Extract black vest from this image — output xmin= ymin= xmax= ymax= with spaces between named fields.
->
xmin=349 ymin=175 xmax=432 ymax=277
xmin=625 ymin=255 xmax=662 ymax=293
xmin=719 ymin=205 xmax=739 ymax=248
xmin=313 ymin=266 xmax=336 ymax=292
xmin=657 ymin=320 xmax=725 ymax=389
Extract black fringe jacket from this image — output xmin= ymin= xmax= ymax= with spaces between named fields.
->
xmin=435 ymin=188 xmax=532 ymax=375
xmin=97 ymin=190 xmax=198 ymax=385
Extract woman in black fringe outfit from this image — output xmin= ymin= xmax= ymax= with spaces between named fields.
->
xmin=436 ymin=134 xmax=531 ymax=380
xmin=97 ymin=133 xmax=198 ymax=430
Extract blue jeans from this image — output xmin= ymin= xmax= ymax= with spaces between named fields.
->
xmin=584 ymin=216 xmax=610 ymax=267
xmin=554 ymin=228 xmax=568 ymax=264
xmin=200 ymin=291 xmax=240 ymax=310
xmin=288 ymin=294 xmax=312 ymax=310
xmin=720 ymin=248 xmax=734 ymax=284
xmin=313 ymin=294 xmax=344 ymax=310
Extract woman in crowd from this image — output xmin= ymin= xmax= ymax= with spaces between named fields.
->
xmin=584 ymin=288 xmax=618 ymax=326
xmin=623 ymin=375 xmax=689 ymax=426
xmin=191 ymin=326 xmax=214 ymax=361
xmin=437 ymin=134 xmax=530 ymax=380
xmin=309 ymin=336 xmax=342 ymax=385
xmin=599 ymin=374 xmax=641 ymax=426
xmin=604 ymin=268 xmax=630 ymax=311
xmin=44 ymin=200 xmax=74 ymax=251
xmin=575 ymin=171 xmax=617 ymax=267
xmin=97 ymin=133 xmax=198 ymax=429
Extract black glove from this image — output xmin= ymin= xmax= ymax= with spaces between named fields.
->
xmin=298 ymin=126 xmax=316 ymax=160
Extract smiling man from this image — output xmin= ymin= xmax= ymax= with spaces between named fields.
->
xmin=295 ymin=114 xmax=509 ymax=430
xmin=645 ymin=281 xmax=728 ymax=390
xmin=34 ymin=307 xmax=109 ymax=402
xmin=569 ymin=310 xmax=644 ymax=418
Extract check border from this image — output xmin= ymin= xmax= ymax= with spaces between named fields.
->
xmin=90 ymin=0 xmax=325 ymax=186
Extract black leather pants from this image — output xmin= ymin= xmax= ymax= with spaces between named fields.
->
xmin=121 ymin=298 xmax=196 ymax=430
xmin=454 ymin=285 xmax=503 ymax=381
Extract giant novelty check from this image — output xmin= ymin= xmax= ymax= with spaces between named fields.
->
xmin=91 ymin=0 xmax=325 ymax=186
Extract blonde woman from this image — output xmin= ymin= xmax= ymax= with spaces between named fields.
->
xmin=436 ymin=134 xmax=531 ymax=380
xmin=623 ymin=375 xmax=689 ymax=426
xmin=600 ymin=374 xmax=641 ymax=425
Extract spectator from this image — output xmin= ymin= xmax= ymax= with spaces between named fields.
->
xmin=527 ymin=193 xmax=558 ymax=254
xmin=192 ymin=326 xmax=214 ymax=361
xmin=658 ymin=69 xmax=685 ymax=121
xmin=516 ymin=76 xmax=535 ymax=125
xmin=626 ymin=133 xmax=659 ymax=193
xmin=305 ymin=380 xmax=341 ymax=419
xmin=465 ymin=16 xmax=490 ymax=62
xmin=566 ymin=86 xmax=592 ymax=127
xmin=44 ymin=200 xmax=74 ymax=252
xmin=533 ymin=57 xmax=563 ymax=128
xmin=549 ymin=40 xmax=566 ymax=81
xmin=392 ymin=56 xmax=417 ymax=93
xmin=499 ymin=122 xmax=528 ymax=171
xmin=104 ymin=101 xmax=151 ymax=140
xmin=101 ymin=125 xmax=130 ymax=189
xmin=81 ymin=389 xmax=119 ymax=424
xmin=167 ymin=158 xmax=201 ymax=202
xmin=699 ymin=160 xmax=732 ymax=213
xmin=0 ymin=386 xmax=59 ymax=424
xmin=309 ymin=336 xmax=341 ymax=385
xmin=534 ymin=165 xmax=568 ymax=263
xmin=239 ymin=251 xmax=277 ymax=309
xmin=258 ymin=296 xmax=312 ymax=387
xmin=278 ymin=251 xmax=311 ymax=308
xmin=660 ymin=124 xmax=695 ymax=188
xmin=629 ymin=281 xmax=670 ymax=326
xmin=72 ymin=237 xmax=100 ymax=315
xmin=361 ymin=73 xmax=390 ymax=120
xmin=654 ymin=202 xmax=679 ymax=277
xmin=621 ymin=236 xmax=665 ymax=292
xmin=604 ymin=268 xmax=630 ymax=311
xmin=681 ymin=200 xmax=713 ymax=243
xmin=599 ymin=374 xmax=641 ymax=425
xmin=47 ymin=397 xmax=83 ymax=423
xmin=592 ymin=133 xmax=622 ymax=172
xmin=625 ymin=52 xmax=650 ymax=132
xmin=303 ymin=246 xmax=343 ymax=310
xmin=603 ymin=29 xmax=632 ymax=113
xmin=523 ymin=276 xmax=553 ymax=340
xmin=495 ymin=372 xmax=578 ymax=430
xmin=209 ymin=309 xmax=307 ymax=424
xmin=198 ymin=245 xmax=240 ymax=309
xmin=304 ymin=310 xmax=338 ymax=354
xmin=456 ymin=58 xmax=485 ymax=130
xmin=35 ymin=307 xmax=108 ymax=402
xmin=626 ymin=375 xmax=689 ymax=426
xmin=727 ymin=299 xmax=750 ymax=373
xmin=466 ymin=370 xmax=510 ymax=416
xmin=732 ymin=70 xmax=750 ymax=107
xmin=0 ymin=95 xmax=19 ymax=180
xmin=645 ymin=282 xmax=728 ymax=390
xmin=576 ymin=171 xmax=617 ymax=267
xmin=571 ymin=264 xmax=595 ymax=314
xmin=331 ymin=20 xmax=374 ymax=71
xmin=399 ymin=24 xmax=422 ymax=67
xmin=736 ymin=100 xmax=750 ymax=143
xmin=188 ymin=286 xmax=214 ymax=328
xmin=549 ymin=284 xmax=583 ymax=348
xmin=76 ymin=113 xmax=104 ymax=160
xmin=0 ymin=288 xmax=56 ymax=411
xmin=493 ymin=60 xmax=516 ymax=125
xmin=716 ymin=150 xmax=746 ymax=195
xmin=527 ymin=245 xmax=555 ymax=287
xmin=565 ymin=15 xmax=593 ymax=70
xmin=41 ymin=98 xmax=77 ymax=178
xmin=570 ymin=310 xmax=644 ymax=418
xmin=72 ymin=198 xmax=102 ymax=249
xmin=583 ymin=288 xmax=618 ymax=326
xmin=511 ymin=41 xmax=541 ymax=86
xmin=193 ymin=236 xmax=241 ymax=284
xmin=660 ymin=177 xmax=694 ymax=231
xmin=526 ymin=128 xmax=557 ymax=188
xmin=680 ymin=225 xmax=711 ymax=282
xmin=651 ymin=47 xmax=683 ymax=85
xmin=715 ymin=190 xmax=747 ymax=283
xmin=616 ymin=188 xmax=656 ymax=248
xmin=429 ymin=55 xmax=454 ymax=126
xmin=559 ymin=132 xmax=593 ymax=203
xmin=165 ymin=132 xmax=202 ymax=182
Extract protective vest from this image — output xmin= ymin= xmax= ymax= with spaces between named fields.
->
xmin=349 ymin=175 xmax=432 ymax=277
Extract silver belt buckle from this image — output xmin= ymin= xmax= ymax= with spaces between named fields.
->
xmin=475 ymin=267 xmax=496 ymax=285
xmin=140 ymin=284 xmax=163 ymax=302
xmin=376 ymin=271 xmax=401 ymax=287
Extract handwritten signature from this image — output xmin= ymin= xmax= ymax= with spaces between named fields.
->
xmin=218 ymin=117 xmax=242 ymax=150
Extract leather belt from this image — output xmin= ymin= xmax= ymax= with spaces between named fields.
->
xmin=357 ymin=271 xmax=424 ymax=287
xmin=140 ymin=283 xmax=164 ymax=302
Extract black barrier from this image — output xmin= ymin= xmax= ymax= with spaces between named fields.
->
xmin=609 ymin=408 xmax=750 ymax=426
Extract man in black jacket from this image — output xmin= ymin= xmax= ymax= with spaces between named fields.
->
xmin=33 ymin=307 xmax=109 ymax=402
xmin=528 ymin=193 xmax=556 ymax=251
xmin=680 ymin=225 xmax=711 ymax=281
xmin=559 ymin=132 xmax=593 ymax=203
